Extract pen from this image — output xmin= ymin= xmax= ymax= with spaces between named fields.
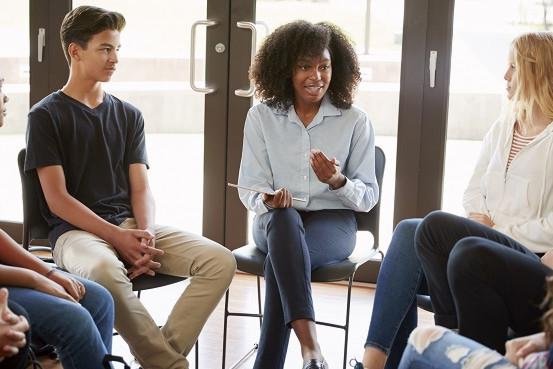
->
xmin=227 ymin=182 xmax=307 ymax=202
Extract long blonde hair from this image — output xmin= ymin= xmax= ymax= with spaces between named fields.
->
xmin=511 ymin=32 xmax=553 ymax=124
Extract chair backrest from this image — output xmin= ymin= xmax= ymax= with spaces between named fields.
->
xmin=17 ymin=148 xmax=50 ymax=249
xmin=354 ymin=145 xmax=385 ymax=249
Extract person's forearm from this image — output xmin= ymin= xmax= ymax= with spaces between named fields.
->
xmin=131 ymin=188 xmax=156 ymax=231
xmin=0 ymin=230 xmax=51 ymax=276
xmin=0 ymin=265 xmax=39 ymax=288
xmin=46 ymin=191 xmax=121 ymax=243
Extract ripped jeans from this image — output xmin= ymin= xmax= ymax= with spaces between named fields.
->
xmin=398 ymin=326 xmax=549 ymax=369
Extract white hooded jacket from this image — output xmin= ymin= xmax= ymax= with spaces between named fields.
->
xmin=463 ymin=112 xmax=553 ymax=253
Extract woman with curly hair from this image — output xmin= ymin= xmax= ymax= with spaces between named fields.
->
xmin=237 ymin=20 xmax=379 ymax=369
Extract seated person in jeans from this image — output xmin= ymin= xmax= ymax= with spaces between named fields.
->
xmin=358 ymin=31 xmax=553 ymax=369
xmin=0 ymin=288 xmax=30 ymax=369
xmin=0 ymin=230 xmax=114 ymax=369
xmin=0 ymin=75 xmax=114 ymax=369
xmin=398 ymin=276 xmax=553 ymax=369
xmin=415 ymin=31 xmax=553 ymax=354
xmin=25 ymin=6 xmax=236 ymax=369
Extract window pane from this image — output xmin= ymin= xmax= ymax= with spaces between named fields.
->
xmin=0 ymin=1 xmax=29 ymax=221
xmin=442 ymin=0 xmax=548 ymax=214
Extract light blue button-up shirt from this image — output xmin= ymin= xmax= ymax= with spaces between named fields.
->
xmin=238 ymin=96 xmax=379 ymax=215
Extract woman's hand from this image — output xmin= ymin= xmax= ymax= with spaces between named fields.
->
xmin=262 ymin=188 xmax=292 ymax=209
xmin=32 ymin=270 xmax=79 ymax=303
xmin=310 ymin=149 xmax=345 ymax=189
xmin=505 ymin=332 xmax=547 ymax=366
xmin=468 ymin=212 xmax=495 ymax=227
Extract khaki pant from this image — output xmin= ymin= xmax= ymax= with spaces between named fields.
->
xmin=53 ymin=218 xmax=236 ymax=369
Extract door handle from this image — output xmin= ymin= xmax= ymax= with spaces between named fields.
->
xmin=429 ymin=50 xmax=437 ymax=88
xmin=234 ymin=21 xmax=257 ymax=97
xmin=38 ymin=28 xmax=46 ymax=63
xmin=190 ymin=20 xmax=218 ymax=94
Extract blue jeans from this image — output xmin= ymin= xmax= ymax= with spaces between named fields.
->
xmin=398 ymin=326 xmax=517 ymax=369
xmin=252 ymin=208 xmax=357 ymax=369
xmin=7 ymin=274 xmax=114 ymax=369
xmin=365 ymin=218 xmax=428 ymax=369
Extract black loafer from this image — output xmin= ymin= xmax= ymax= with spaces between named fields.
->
xmin=302 ymin=359 xmax=328 ymax=369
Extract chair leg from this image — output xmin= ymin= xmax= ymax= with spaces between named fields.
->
xmin=229 ymin=343 xmax=258 ymax=369
xmin=222 ymin=275 xmax=264 ymax=369
xmin=222 ymin=289 xmax=230 ymax=369
xmin=195 ymin=340 xmax=199 ymax=369
xmin=256 ymin=276 xmax=263 ymax=328
xmin=343 ymin=275 xmax=354 ymax=369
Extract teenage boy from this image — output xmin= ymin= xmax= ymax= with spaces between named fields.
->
xmin=24 ymin=6 xmax=236 ymax=369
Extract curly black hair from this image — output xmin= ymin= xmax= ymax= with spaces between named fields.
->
xmin=250 ymin=20 xmax=361 ymax=111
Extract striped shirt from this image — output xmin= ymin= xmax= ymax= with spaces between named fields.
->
xmin=507 ymin=124 xmax=536 ymax=170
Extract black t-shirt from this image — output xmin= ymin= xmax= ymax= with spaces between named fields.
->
xmin=25 ymin=91 xmax=149 ymax=247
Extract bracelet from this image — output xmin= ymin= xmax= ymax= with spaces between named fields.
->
xmin=45 ymin=267 xmax=57 ymax=279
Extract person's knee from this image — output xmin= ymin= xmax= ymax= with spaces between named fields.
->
xmin=266 ymin=208 xmax=300 ymax=229
xmin=395 ymin=218 xmax=420 ymax=236
xmin=407 ymin=326 xmax=449 ymax=354
xmin=423 ymin=210 xmax=451 ymax=225
xmin=447 ymin=238 xmax=493 ymax=287
xmin=213 ymin=246 xmax=237 ymax=281
xmin=83 ymin=281 xmax=115 ymax=317
xmin=53 ymin=302 xmax=98 ymax=342
xmin=414 ymin=211 xmax=450 ymax=253
xmin=417 ymin=210 xmax=454 ymax=235
xmin=87 ymin=258 xmax=130 ymax=294
xmin=195 ymin=243 xmax=236 ymax=282
xmin=385 ymin=219 xmax=421 ymax=263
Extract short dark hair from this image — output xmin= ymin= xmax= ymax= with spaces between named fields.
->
xmin=250 ymin=20 xmax=361 ymax=111
xmin=60 ymin=5 xmax=126 ymax=65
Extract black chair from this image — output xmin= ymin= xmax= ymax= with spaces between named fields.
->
xmin=17 ymin=148 xmax=198 ymax=367
xmin=222 ymin=146 xmax=386 ymax=369
xmin=416 ymin=294 xmax=434 ymax=312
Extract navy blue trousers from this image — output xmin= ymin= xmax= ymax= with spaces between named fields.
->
xmin=252 ymin=208 xmax=357 ymax=369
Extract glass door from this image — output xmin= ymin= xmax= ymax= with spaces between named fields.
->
xmin=0 ymin=1 xmax=29 ymax=221
xmin=72 ymin=0 xmax=223 ymax=236
xmin=442 ymin=0 xmax=550 ymax=214
xmin=65 ymin=4 xmax=232 ymax=367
